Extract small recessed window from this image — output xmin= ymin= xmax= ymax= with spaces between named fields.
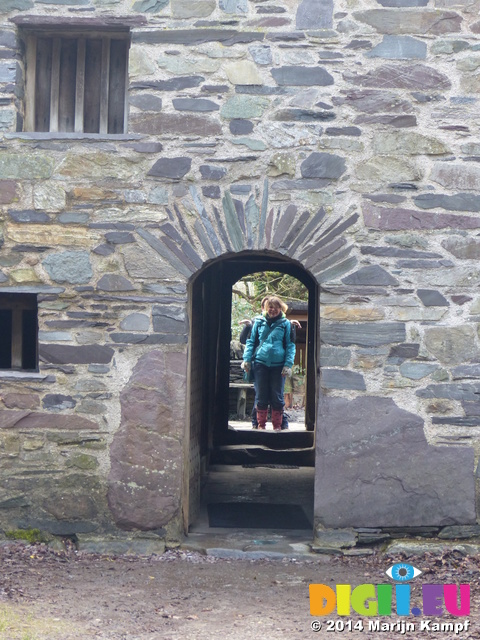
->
xmin=0 ymin=294 xmax=38 ymax=371
xmin=22 ymin=29 xmax=129 ymax=134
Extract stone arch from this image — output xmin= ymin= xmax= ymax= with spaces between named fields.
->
xmin=135 ymin=183 xmax=359 ymax=284
xmin=107 ymin=184 xmax=476 ymax=539
xmin=108 ymin=184 xmax=360 ymax=535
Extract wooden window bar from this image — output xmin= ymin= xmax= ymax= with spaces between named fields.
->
xmin=24 ymin=32 xmax=128 ymax=134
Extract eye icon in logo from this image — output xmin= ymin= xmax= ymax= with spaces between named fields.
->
xmin=386 ymin=563 xmax=422 ymax=582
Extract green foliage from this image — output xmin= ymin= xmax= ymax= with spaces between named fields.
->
xmin=231 ymin=294 xmax=256 ymax=340
xmin=231 ymin=271 xmax=307 ymax=339
xmin=233 ymin=271 xmax=308 ymax=308
xmin=5 ymin=528 xmax=50 ymax=544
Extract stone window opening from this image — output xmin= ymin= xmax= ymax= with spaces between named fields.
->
xmin=19 ymin=27 xmax=130 ymax=134
xmin=0 ymin=294 xmax=38 ymax=371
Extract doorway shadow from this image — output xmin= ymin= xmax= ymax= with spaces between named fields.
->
xmin=189 ymin=464 xmax=315 ymax=537
xmin=187 ymin=252 xmax=318 ymax=535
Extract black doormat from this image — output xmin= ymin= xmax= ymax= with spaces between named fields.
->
xmin=207 ymin=502 xmax=312 ymax=530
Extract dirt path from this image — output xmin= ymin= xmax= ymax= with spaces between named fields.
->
xmin=1 ymin=542 xmax=479 ymax=640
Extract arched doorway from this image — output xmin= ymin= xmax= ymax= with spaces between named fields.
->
xmin=185 ymin=251 xmax=319 ymax=534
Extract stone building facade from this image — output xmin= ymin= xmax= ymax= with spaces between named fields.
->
xmin=0 ymin=0 xmax=480 ymax=551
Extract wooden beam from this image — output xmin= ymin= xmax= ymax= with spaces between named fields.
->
xmin=49 ymin=37 xmax=61 ymax=132
xmin=24 ymin=34 xmax=37 ymax=131
xmin=123 ymin=40 xmax=130 ymax=134
xmin=11 ymin=308 xmax=22 ymax=370
xmin=99 ymin=37 xmax=110 ymax=134
xmin=75 ymin=38 xmax=85 ymax=133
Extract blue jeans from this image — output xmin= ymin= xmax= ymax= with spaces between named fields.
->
xmin=253 ymin=362 xmax=285 ymax=411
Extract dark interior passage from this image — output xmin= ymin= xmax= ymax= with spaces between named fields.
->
xmin=187 ymin=253 xmax=318 ymax=534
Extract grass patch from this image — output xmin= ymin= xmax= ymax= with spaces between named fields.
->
xmin=0 ymin=604 xmax=78 ymax=640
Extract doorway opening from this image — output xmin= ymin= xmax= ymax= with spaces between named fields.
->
xmin=186 ymin=252 xmax=318 ymax=537
xmin=229 ymin=270 xmax=309 ymax=435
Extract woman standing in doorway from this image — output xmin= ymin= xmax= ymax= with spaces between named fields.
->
xmin=241 ymin=296 xmax=296 ymax=431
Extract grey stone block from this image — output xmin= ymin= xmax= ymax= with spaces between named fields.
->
xmin=230 ymin=185 xmax=251 ymax=195
xmin=452 ymin=365 xmax=480 ymax=380
xmin=173 ymin=98 xmax=219 ymax=112
xmin=438 ymin=525 xmax=480 ymax=539
xmin=326 ymin=126 xmax=361 ymax=136
xmin=97 ymin=275 xmax=135 ymax=292
xmin=399 ymin=362 xmax=438 ymax=379
xmin=415 ymin=193 xmax=480 ymax=212
xmin=9 ymin=210 xmax=50 ymax=223
xmin=377 ymin=0 xmax=428 ymax=5
xmin=148 ymin=157 xmax=192 ymax=179
xmin=42 ymin=394 xmax=77 ymax=411
xmin=367 ymin=35 xmax=427 ymax=60
xmin=342 ymin=265 xmax=399 ymax=286
xmin=131 ymin=76 xmax=204 ymax=91
xmin=417 ymin=289 xmax=449 ymax=306
xmin=133 ymin=29 xmax=264 ymax=46
xmin=321 ymin=369 xmax=366 ymax=390
xmin=202 ymin=186 xmax=221 ymax=199
xmin=315 ymin=396 xmax=475 ymax=527
xmin=200 ymin=165 xmax=227 ymax=180
xmin=424 ymin=326 xmax=479 ymax=365
xmin=129 ymin=94 xmax=163 ymax=111
xmin=93 ymin=244 xmax=115 ymax=256
xmin=42 ymin=251 xmax=93 ymax=285
xmin=152 ymin=306 xmax=187 ymax=334
xmin=301 ymin=152 xmax=346 ymax=179
xmin=219 ymin=0 xmax=247 ymax=13
xmin=58 ymin=212 xmax=89 ymax=224
xmin=132 ymin=0 xmax=169 ymax=12
xmin=39 ymin=344 xmax=114 ymax=365
xmin=313 ymin=528 xmax=357 ymax=549
xmin=248 ymin=44 xmax=272 ymax=65
xmin=271 ymin=66 xmax=334 ymax=86
xmin=416 ymin=383 xmax=480 ymax=401
xmin=432 ymin=416 xmax=480 ymax=427
xmin=120 ymin=313 xmax=150 ymax=331
xmin=360 ymin=246 xmax=440 ymax=259
xmin=320 ymin=346 xmax=351 ymax=367
xmin=274 ymin=109 xmax=335 ymax=122
xmin=296 ymin=0 xmax=333 ymax=29
xmin=442 ymin=236 xmax=480 ymax=259
xmin=108 ymin=351 xmax=187 ymax=530
xmin=17 ymin=519 xmax=98 ymax=536
xmin=105 ymin=232 xmax=135 ymax=244
xmin=321 ymin=323 xmax=406 ymax=347
xmin=229 ymin=119 xmax=254 ymax=135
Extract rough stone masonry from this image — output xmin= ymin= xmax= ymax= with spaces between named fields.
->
xmin=1 ymin=0 xmax=480 ymax=552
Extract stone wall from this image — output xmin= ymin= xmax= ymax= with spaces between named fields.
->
xmin=1 ymin=0 xmax=480 ymax=547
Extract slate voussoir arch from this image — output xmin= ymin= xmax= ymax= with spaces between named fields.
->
xmin=135 ymin=181 xmax=359 ymax=279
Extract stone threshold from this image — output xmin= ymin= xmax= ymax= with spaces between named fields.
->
xmin=5 ymin=133 xmax=144 ymax=142
xmin=0 ymin=370 xmax=49 ymax=381
xmin=312 ymin=525 xmax=480 ymax=556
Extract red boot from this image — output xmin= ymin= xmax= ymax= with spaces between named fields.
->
xmin=256 ymin=408 xmax=268 ymax=430
xmin=272 ymin=409 xmax=283 ymax=432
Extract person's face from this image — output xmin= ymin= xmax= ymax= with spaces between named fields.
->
xmin=267 ymin=303 xmax=281 ymax=318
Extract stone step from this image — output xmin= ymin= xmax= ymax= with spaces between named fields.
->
xmin=220 ymin=429 xmax=314 ymax=450
xmin=210 ymin=444 xmax=315 ymax=466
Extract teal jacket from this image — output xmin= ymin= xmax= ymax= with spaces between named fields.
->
xmin=243 ymin=314 xmax=296 ymax=368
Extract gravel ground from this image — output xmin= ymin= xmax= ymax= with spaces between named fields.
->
xmin=1 ymin=541 xmax=479 ymax=640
